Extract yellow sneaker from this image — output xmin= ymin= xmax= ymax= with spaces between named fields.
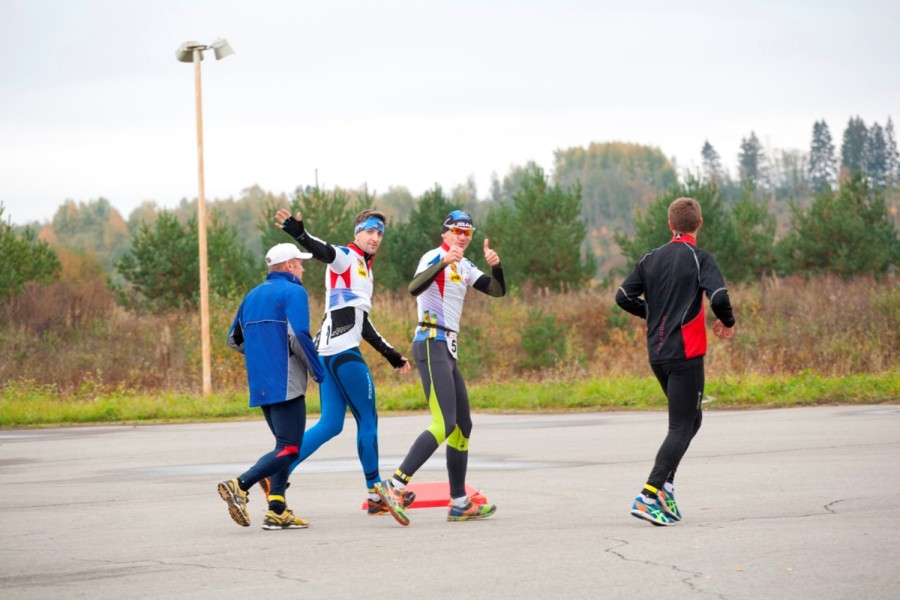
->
xmin=217 ymin=478 xmax=250 ymax=527
xmin=262 ymin=508 xmax=310 ymax=530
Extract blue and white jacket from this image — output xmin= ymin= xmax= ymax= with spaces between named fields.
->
xmin=227 ymin=271 xmax=324 ymax=407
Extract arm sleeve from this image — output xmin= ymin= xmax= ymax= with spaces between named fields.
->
xmin=472 ymin=264 xmax=506 ymax=297
xmin=700 ymin=254 xmax=736 ymax=327
xmin=285 ymin=286 xmax=325 ymax=383
xmin=226 ymin=307 xmax=245 ymax=354
xmin=615 ymin=265 xmax=647 ymax=319
xmin=709 ymin=289 xmax=736 ymax=327
xmin=362 ymin=313 xmax=406 ymax=368
xmin=280 ymin=216 xmax=337 ymax=263
xmin=408 ymin=260 xmax=445 ymax=296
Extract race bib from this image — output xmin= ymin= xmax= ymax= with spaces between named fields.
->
xmin=446 ymin=331 xmax=459 ymax=360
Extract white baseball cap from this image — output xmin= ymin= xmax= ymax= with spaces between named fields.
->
xmin=265 ymin=243 xmax=312 ymax=266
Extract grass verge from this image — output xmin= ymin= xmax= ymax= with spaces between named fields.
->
xmin=1 ymin=371 xmax=897 ymax=427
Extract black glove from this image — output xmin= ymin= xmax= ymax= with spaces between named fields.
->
xmin=282 ymin=216 xmax=305 ymax=239
xmin=383 ymin=348 xmax=407 ymax=369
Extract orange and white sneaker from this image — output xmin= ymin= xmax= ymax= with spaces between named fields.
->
xmin=449 ymin=489 xmax=488 ymax=507
xmin=656 ymin=488 xmax=682 ymax=522
xmin=447 ymin=496 xmax=496 ymax=521
xmin=367 ymin=489 xmax=416 ymax=515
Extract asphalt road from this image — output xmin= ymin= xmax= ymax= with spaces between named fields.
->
xmin=1 ymin=405 xmax=898 ymax=599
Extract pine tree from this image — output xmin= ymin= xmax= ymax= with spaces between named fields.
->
xmin=486 ymin=162 xmax=595 ymax=291
xmin=616 ymin=176 xmax=774 ymax=283
xmin=0 ymin=204 xmax=61 ymax=301
xmin=883 ymin=117 xmax=899 ymax=186
xmin=776 ymin=174 xmax=898 ymax=277
xmin=701 ymin=140 xmax=723 ymax=183
xmin=840 ymin=116 xmax=868 ymax=177
xmin=807 ymin=119 xmax=838 ymax=191
xmin=115 ymin=211 xmax=258 ymax=311
xmin=738 ymin=131 xmax=768 ymax=190
xmin=867 ymin=122 xmax=889 ymax=190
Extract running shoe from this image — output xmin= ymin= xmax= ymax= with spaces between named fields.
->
xmin=261 ymin=508 xmax=309 ymax=530
xmin=630 ymin=495 xmax=672 ymax=526
xmin=447 ymin=498 xmax=497 ymax=521
xmin=373 ymin=479 xmax=410 ymax=526
xmin=367 ymin=489 xmax=416 ymax=515
xmin=448 ymin=489 xmax=488 ymax=507
xmin=217 ymin=478 xmax=250 ymax=527
xmin=657 ymin=488 xmax=682 ymax=521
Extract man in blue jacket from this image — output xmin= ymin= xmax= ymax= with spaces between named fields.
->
xmin=218 ymin=243 xmax=325 ymax=530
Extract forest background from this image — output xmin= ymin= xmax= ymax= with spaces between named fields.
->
xmin=2 ymin=115 xmax=899 ymax=425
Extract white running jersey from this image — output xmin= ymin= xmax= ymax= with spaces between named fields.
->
xmin=316 ymin=243 xmax=374 ymax=356
xmin=411 ymin=243 xmax=485 ymax=344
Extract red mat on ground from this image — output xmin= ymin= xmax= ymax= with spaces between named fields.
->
xmin=361 ymin=481 xmax=479 ymax=510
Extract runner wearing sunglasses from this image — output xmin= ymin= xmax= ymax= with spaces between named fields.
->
xmin=375 ymin=210 xmax=506 ymax=525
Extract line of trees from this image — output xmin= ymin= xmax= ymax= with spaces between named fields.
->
xmin=702 ymin=115 xmax=899 ymax=196
xmin=4 ymin=169 xmax=896 ymax=316
xmin=3 ymin=115 xmax=897 ymax=312
xmin=619 ymin=173 xmax=897 ymax=282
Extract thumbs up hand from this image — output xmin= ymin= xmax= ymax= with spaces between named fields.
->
xmin=483 ymin=238 xmax=500 ymax=267
xmin=443 ymin=244 xmax=465 ymax=265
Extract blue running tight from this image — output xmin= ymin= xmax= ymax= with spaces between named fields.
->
xmin=288 ymin=347 xmax=381 ymax=487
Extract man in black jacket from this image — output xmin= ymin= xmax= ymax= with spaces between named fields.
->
xmin=616 ymin=197 xmax=736 ymax=526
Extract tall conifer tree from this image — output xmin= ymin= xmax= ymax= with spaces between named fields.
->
xmin=738 ymin=131 xmax=768 ymax=190
xmin=840 ymin=116 xmax=868 ymax=176
xmin=701 ymin=140 xmax=724 ymax=183
xmin=808 ymin=120 xmax=837 ymax=191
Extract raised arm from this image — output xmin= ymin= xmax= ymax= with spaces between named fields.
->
xmin=275 ymin=209 xmax=337 ymax=263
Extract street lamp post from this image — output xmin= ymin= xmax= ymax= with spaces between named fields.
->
xmin=175 ymin=38 xmax=234 ymax=397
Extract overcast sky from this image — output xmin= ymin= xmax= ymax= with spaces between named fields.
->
xmin=1 ymin=0 xmax=897 ymax=226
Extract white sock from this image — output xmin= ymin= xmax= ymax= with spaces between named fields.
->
xmin=369 ymin=492 xmax=380 ymax=501
xmin=451 ymin=495 xmax=468 ymax=507
xmin=393 ymin=479 xmax=407 ymax=491
xmin=663 ymin=482 xmax=675 ymax=494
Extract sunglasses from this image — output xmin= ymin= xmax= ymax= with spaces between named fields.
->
xmin=449 ymin=227 xmax=474 ymax=237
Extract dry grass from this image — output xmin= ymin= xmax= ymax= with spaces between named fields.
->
xmin=1 ymin=275 xmax=897 ymax=399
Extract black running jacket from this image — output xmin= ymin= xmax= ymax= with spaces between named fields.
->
xmin=616 ymin=234 xmax=735 ymax=363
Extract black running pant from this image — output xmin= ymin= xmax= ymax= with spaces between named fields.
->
xmin=647 ymin=357 xmax=704 ymax=490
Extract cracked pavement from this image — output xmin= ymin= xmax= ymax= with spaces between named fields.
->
xmin=1 ymin=405 xmax=898 ymax=599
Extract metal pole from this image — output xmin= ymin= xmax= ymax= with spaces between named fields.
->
xmin=193 ymin=47 xmax=212 ymax=397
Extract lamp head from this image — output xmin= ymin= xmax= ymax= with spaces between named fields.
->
xmin=175 ymin=41 xmax=205 ymax=63
xmin=210 ymin=38 xmax=235 ymax=60
xmin=175 ymin=39 xmax=234 ymax=63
